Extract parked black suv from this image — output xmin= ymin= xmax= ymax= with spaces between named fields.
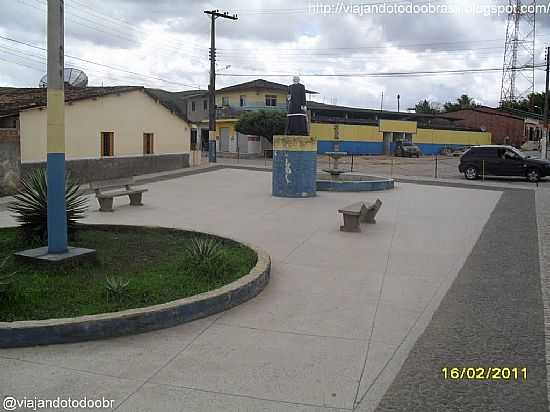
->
xmin=458 ymin=145 xmax=550 ymax=182
xmin=394 ymin=141 xmax=421 ymax=157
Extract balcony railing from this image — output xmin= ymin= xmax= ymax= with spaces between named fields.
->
xmin=216 ymin=104 xmax=288 ymax=119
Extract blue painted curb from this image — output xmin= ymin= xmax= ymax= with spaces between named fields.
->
xmin=0 ymin=226 xmax=271 ymax=348
xmin=317 ymin=178 xmax=395 ymax=192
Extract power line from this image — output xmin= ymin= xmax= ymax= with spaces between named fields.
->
xmin=66 ymin=0 xmax=207 ymax=52
xmin=16 ymin=0 xmax=207 ymax=63
xmin=0 ymin=56 xmax=45 ymax=72
xmin=230 ymin=0 xmax=448 ymax=15
xmin=0 ymin=43 xmax=195 ymax=86
xmin=0 ymin=35 xmax=202 ymax=88
xmin=217 ymin=65 xmax=545 ymax=78
xmin=218 ymin=40 xmax=508 ymax=53
xmin=216 ymin=49 xmax=525 ymax=65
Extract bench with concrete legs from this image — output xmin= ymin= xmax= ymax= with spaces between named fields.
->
xmin=338 ymin=199 xmax=382 ymax=232
xmin=90 ymin=178 xmax=148 ymax=212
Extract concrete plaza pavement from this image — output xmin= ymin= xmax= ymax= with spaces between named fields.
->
xmin=0 ymin=168 xmax=503 ymax=411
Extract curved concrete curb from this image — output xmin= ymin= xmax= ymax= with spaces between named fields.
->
xmin=317 ymin=177 xmax=395 ymax=192
xmin=0 ymin=227 xmax=271 ymax=348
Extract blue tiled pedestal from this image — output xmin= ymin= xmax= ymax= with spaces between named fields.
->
xmin=272 ymin=135 xmax=317 ymax=198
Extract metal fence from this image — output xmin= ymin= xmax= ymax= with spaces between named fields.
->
xmin=318 ymin=154 xmax=469 ymax=180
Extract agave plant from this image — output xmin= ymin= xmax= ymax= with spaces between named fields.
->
xmin=0 ymin=257 xmax=17 ymax=300
xmin=8 ymin=168 xmax=88 ymax=241
xmin=105 ymin=275 xmax=130 ymax=302
xmin=184 ymin=236 xmax=222 ymax=262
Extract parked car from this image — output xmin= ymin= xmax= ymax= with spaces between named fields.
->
xmin=394 ymin=141 xmax=421 ymax=157
xmin=458 ymin=145 xmax=550 ymax=182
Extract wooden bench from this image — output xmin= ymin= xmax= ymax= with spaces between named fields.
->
xmin=338 ymin=199 xmax=382 ymax=232
xmin=90 ymin=178 xmax=148 ymax=212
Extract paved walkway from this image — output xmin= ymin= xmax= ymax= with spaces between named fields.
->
xmin=0 ymin=168 xmax=544 ymax=411
xmin=373 ymin=190 xmax=548 ymax=412
xmin=536 ymin=189 xmax=550 ymax=409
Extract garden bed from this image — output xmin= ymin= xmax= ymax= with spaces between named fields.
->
xmin=0 ymin=225 xmax=259 ymax=322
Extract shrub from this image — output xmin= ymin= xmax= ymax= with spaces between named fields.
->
xmin=105 ymin=275 xmax=130 ymax=302
xmin=184 ymin=237 xmax=222 ymax=263
xmin=0 ymin=257 xmax=17 ymax=301
xmin=8 ymin=168 xmax=88 ymax=241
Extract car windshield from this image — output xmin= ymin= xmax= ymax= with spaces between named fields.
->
xmin=510 ymin=148 xmax=527 ymax=159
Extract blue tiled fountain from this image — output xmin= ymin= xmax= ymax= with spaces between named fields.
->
xmin=316 ymin=141 xmax=394 ymax=192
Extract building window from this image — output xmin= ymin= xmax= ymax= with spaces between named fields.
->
xmin=203 ymin=99 xmax=208 ymax=110
xmin=143 ymin=133 xmax=154 ymax=155
xmin=191 ymin=101 xmax=196 ymax=112
xmin=240 ymin=95 xmax=246 ymax=107
xmin=265 ymin=95 xmax=277 ymax=107
xmin=222 ymin=96 xmax=230 ymax=106
xmin=101 ymin=132 xmax=114 ymax=157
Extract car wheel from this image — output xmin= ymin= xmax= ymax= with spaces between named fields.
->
xmin=416 ymin=153 xmax=420 ymax=158
xmin=464 ymin=166 xmax=479 ymax=180
xmin=526 ymin=168 xmax=541 ymax=182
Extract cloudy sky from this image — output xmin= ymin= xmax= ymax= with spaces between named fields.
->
xmin=1 ymin=0 xmax=549 ymax=111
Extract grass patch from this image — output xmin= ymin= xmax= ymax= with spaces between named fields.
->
xmin=0 ymin=225 xmax=257 ymax=322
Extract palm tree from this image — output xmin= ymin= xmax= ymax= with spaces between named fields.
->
xmin=444 ymin=94 xmax=478 ymax=112
xmin=414 ymin=99 xmax=440 ymax=114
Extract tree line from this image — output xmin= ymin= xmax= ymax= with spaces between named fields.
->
xmin=414 ymin=92 xmax=546 ymax=115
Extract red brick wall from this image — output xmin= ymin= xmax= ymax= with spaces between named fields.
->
xmin=445 ymin=110 xmax=525 ymax=146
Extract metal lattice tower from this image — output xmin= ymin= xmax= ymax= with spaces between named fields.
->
xmin=500 ymin=0 xmax=536 ymax=104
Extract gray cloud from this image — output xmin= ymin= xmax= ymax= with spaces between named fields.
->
xmin=1 ymin=0 xmax=547 ymax=108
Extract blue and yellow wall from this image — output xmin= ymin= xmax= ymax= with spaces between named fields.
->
xmin=311 ymin=120 xmax=491 ymax=155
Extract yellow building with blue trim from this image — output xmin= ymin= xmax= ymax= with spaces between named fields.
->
xmin=308 ymin=101 xmax=491 ymax=155
xmin=210 ymin=80 xmax=491 ymax=156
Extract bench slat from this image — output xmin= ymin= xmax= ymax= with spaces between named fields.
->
xmin=339 ymin=201 xmax=364 ymax=214
xmin=97 ymin=189 xmax=148 ymax=199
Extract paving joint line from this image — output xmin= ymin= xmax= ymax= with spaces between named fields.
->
xmin=214 ymin=321 xmax=368 ymax=343
xmin=149 ymin=380 xmax=354 ymax=411
xmin=352 ymin=185 xmax=403 ymax=408
xmin=112 ymin=314 xmax=222 ymax=411
xmin=0 ymin=354 xmax=145 ymax=384
xmin=353 ymin=252 xmax=470 ymax=409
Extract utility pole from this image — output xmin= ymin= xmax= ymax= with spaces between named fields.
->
xmin=47 ymin=0 xmax=68 ymax=253
xmin=204 ymin=9 xmax=237 ymax=163
xmin=397 ymin=94 xmax=400 ymax=112
xmin=543 ymin=46 xmax=550 ymax=159
xmin=380 ymin=91 xmax=384 ymax=111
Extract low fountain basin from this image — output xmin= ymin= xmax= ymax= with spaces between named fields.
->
xmin=316 ymin=172 xmax=395 ymax=192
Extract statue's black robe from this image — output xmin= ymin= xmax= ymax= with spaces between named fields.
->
xmin=285 ymin=83 xmax=308 ymax=136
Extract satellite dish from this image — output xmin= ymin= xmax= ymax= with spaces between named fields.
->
xmin=39 ymin=68 xmax=88 ymax=89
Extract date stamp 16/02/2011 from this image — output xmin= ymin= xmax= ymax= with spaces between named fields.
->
xmin=441 ymin=367 xmax=527 ymax=381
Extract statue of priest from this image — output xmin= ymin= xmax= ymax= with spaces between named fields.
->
xmin=285 ymin=76 xmax=309 ymax=136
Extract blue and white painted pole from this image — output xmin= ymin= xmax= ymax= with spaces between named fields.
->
xmin=47 ymin=0 xmax=68 ymax=254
